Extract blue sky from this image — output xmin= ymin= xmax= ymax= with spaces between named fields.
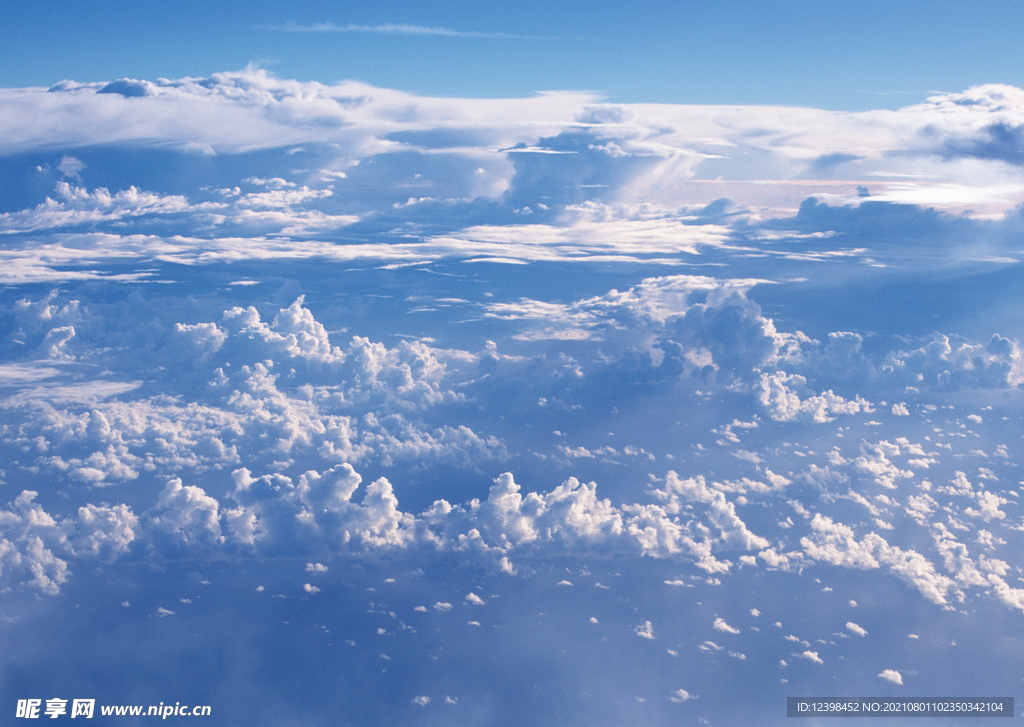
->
xmin=3 ymin=1 xmax=1024 ymax=108
xmin=2 ymin=4 xmax=1024 ymax=726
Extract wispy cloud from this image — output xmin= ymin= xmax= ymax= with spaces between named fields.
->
xmin=259 ymin=21 xmax=559 ymax=40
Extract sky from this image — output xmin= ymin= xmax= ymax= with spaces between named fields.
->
xmin=2 ymin=3 xmax=1024 ymax=726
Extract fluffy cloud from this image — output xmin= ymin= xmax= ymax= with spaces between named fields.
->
xmin=7 ymin=288 xmax=1021 ymax=619
xmin=69 ymin=503 xmax=137 ymax=561
xmin=878 ymin=669 xmax=903 ymax=685
xmin=800 ymin=514 xmax=957 ymax=605
xmin=0 ymin=460 xmax=778 ymax=593
xmin=0 ymin=183 xmax=199 ymax=234
xmin=881 ymin=334 xmax=1024 ymax=390
xmin=756 ymin=372 xmax=871 ymax=423
xmin=147 ymin=478 xmax=225 ymax=552
xmin=713 ymin=617 xmax=740 ymax=634
xmin=846 ymin=622 xmax=868 ymax=637
xmin=0 ymin=491 xmax=70 ymax=596
xmin=634 ymin=620 xmax=655 ymax=640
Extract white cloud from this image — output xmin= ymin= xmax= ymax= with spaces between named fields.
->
xmin=668 ymin=689 xmax=696 ymax=703
xmin=713 ymin=617 xmax=740 ymax=634
xmin=853 ymin=440 xmax=914 ymax=490
xmin=846 ymin=622 xmax=868 ymax=637
xmin=878 ymin=669 xmax=903 ymax=685
xmin=801 ymin=514 xmax=956 ymax=605
xmin=69 ymin=503 xmax=137 ymax=561
xmin=147 ymin=479 xmax=225 ymax=552
xmin=262 ymin=21 xmax=552 ymax=40
xmin=7 ymin=72 xmax=1024 ymax=278
xmin=0 ymin=183 xmax=198 ymax=234
xmin=756 ymin=372 xmax=871 ymax=423
xmin=0 ymin=491 xmax=71 ymax=595
xmin=634 ymin=620 xmax=655 ymax=640
xmin=427 ymin=210 xmax=731 ymax=264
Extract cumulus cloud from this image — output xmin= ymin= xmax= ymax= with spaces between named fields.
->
xmin=147 ymin=478 xmax=225 ymax=552
xmin=878 ymin=669 xmax=903 ymax=685
xmin=0 ymin=491 xmax=71 ymax=596
xmin=846 ymin=622 xmax=868 ymax=637
xmin=881 ymin=333 xmax=1024 ymax=390
xmin=40 ymin=435 xmax=762 ymax=575
xmin=0 ymin=183 xmax=198 ymax=234
xmin=634 ymin=621 xmax=655 ymax=640
xmin=69 ymin=503 xmax=137 ymax=561
xmin=713 ymin=617 xmax=740 ymax=634
xmin=756 ymin=372 xmax=871 ymax=423
xmin=801 ymin=514 xmax=957 ymax=605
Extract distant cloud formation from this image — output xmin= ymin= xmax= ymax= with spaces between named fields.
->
xmin=4 ymin=71 xmax=1024 ymax=218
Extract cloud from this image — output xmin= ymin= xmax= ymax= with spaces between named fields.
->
xmin=0 ymin=183 xmax=199 ymax=234
xmin=7 ymin=72 xmax=1024 ymax=230
xmin=713 ymin=617 xmax=740 ymax=634
xmin=9 ymin=69 xmax=1024 ymax=721
xmin=147 ymin=478 xmax=225 ymax=552
xmin=260 ymin=22 xmax=557 ymax=40
xmin=0 ymin=491 xmax=70 ymax=596
xmin=69 ymin=503 xmax=137 ymax=561
xmin=634 ymin=621 xmax=655 ymax=640
xmin=881 ymin=333 xmax=1024 ymax=390
xmin=800 ymin=514 xmax=957 ymax=605
xmin=668 ymin=689 xmax=696 ymax=703
xmin=426 ymin=208 xmax=732 ymax=264
xmin=846 ymin=622 xmax=868 ymax=637
xmin=756 ymin=372 xmax=871 ymax=423
xmin=878 ymin=669 xmax=903 ymax=685
xmin=853 ymin=440 xmax=913 ymax=490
